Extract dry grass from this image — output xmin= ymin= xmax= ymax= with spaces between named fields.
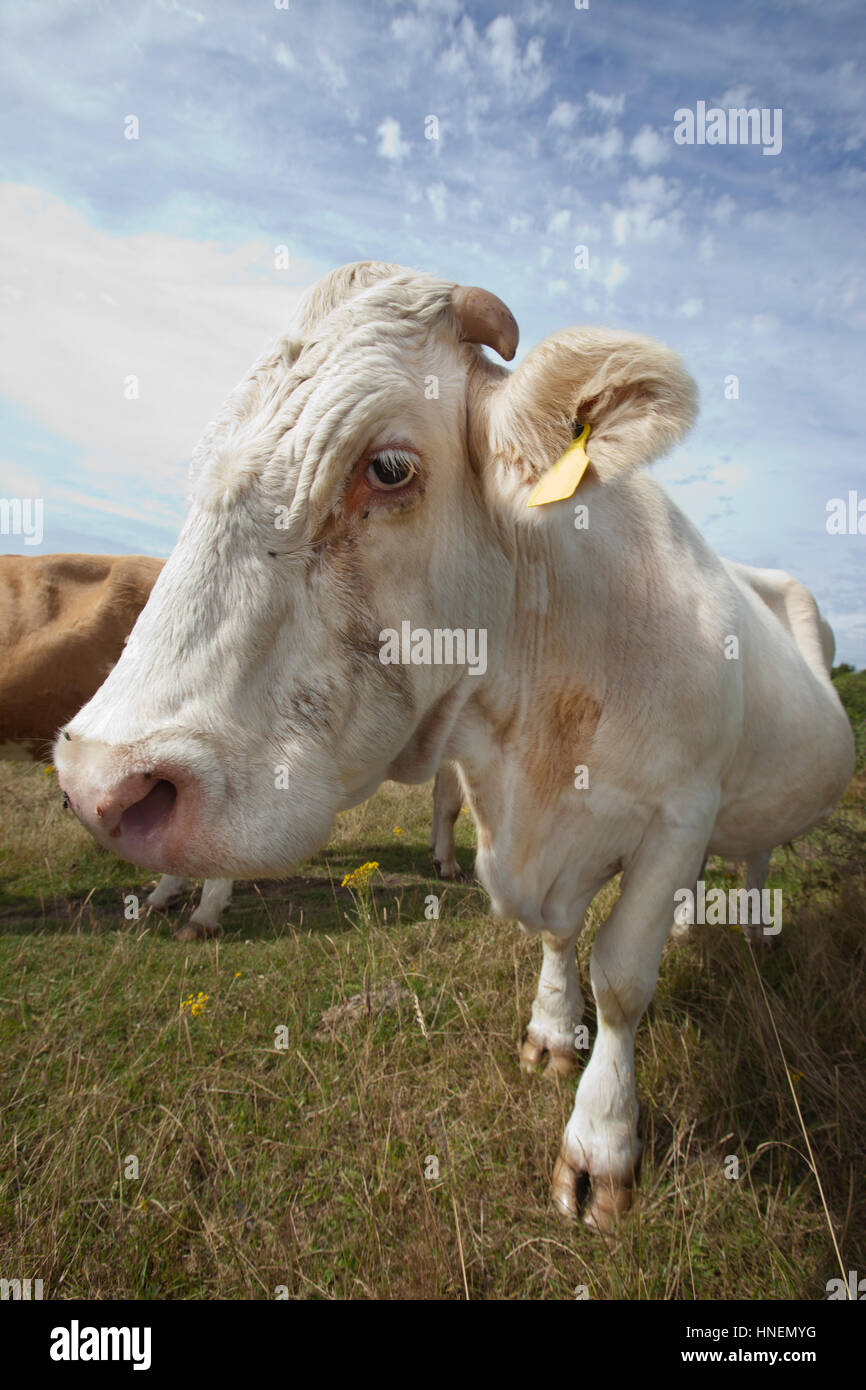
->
xmin=0 ymin=690 xmax=864 ymax=1299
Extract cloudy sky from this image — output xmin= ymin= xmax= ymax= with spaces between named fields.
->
xmin=1 ymin=0 xmax=864 ymax=659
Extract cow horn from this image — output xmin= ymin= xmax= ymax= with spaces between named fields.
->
xmin=451 ymin=285 xmax=519 ymax=361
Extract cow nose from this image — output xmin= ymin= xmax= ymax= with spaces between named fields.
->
xmin=63 ymin=768 xmax=178 ymax=845
xmin=54 ymin=732 xmax=215 ymax=873
xmin=113 ymin=776 xmax=178 ymax=838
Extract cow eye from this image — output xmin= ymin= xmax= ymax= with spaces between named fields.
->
xmin=365 ymin=449 xmax=417 ymax=491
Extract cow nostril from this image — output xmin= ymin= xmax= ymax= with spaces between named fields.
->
xmin=120 ymin=778 xmax=177 ymax=838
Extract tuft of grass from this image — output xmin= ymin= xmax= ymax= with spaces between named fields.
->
xmin=0 ymin=671 xmax=863 ymax=1299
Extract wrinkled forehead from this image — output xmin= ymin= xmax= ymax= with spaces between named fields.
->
xmin=188 ymin=271 xmax=459 ymax=530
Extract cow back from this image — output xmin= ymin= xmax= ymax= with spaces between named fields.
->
xmin=0 ymin=553 xmax=164 ymax=757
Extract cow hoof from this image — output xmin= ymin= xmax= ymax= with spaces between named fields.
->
xmin=552 ymin=1151 xmax=633 ymax=1231
xmin=432 ymin=858 xmax=464 ymax=882
xmin=583 ymin=1179 xmax=633 ymax=1234
xmin=174 ymin=922 xmax=219 ymax=942
xmin=519 ymin=1039 xmax=546 ymax=1073
xmin=543 ymin=1049 xmax=574 ymax=1079
xmin=551 ymin=1153 xmax=582 ymax=1220
xmin=520 ymin=1037 xmax=575 ymax=1077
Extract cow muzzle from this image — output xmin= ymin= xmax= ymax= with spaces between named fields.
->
xmin=54 ymin=734 xmax=205 ymax=873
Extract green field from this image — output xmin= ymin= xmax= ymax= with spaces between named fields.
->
xmin=1 ymin=672 xmax=864 ymax=1300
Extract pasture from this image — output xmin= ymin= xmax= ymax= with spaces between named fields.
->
xmin=0 ymin=669 xmax=864 ymax=1300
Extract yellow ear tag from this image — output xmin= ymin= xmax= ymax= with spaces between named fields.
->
xmin=526 ymin=423 xmax=591 ymax=507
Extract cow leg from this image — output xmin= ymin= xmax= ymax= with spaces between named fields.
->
xmin=668 ymin=853 xmax=708 ymax=943
xmin=742 ymin=849 xmax=773 ymax=944
xmin=552 ymin=819 xmax=712 ymax=1232
xmin=520 ymin=929 xmax=583 ymax=1079
xmin=146 ymin=874 xmax=191 ymax=910
xmin=176 ymin=877 xmax=234 ymax=942
xmin=430 ymin=762 xmax=464 ymax=880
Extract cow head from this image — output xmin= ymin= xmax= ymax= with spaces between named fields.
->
xmin=54 ymin=261 xmax=696 ymax=878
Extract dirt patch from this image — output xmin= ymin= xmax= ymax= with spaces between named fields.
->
xmin=314 ymin=979 xmax=413 ymax=1038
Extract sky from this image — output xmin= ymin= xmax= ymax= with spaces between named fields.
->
xmin=1 ymin=0 xmax=864 ymax=660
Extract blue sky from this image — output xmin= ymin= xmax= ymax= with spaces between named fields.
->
xmin=1 ymin=0 xmax=864 ymax=659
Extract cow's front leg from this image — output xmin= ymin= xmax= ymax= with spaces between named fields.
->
xmin=146 ymin=874 xmax=190 ymax=910
xmin=176 ymin=877 xmax=234 ymax=941
xmin=552 ymin=819 xmax=713 ymax=1231
xmin=520 ymin=929 xmax=583 ymax=1078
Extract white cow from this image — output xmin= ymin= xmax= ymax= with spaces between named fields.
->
xmin=0 ymin=553 xmax=232 ymax=937
xmin=54 ymin=262 xmax=855 ymax=1230
xmin=0 ymin=552 xmax=452 ymax=938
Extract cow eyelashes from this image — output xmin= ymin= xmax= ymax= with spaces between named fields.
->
xmin=365 ymin=449 xmax=418 ymax=491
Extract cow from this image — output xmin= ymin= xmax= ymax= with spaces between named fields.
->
xmin=53 ymin=261 xmax=855 ymax=1231
xmin=1 ymin=552 xmax=458 ymax=936
xmin=0 ymin=553 xmax=233 ymax=936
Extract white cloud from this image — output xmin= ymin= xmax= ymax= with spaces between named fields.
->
xmin=612 ymin=174 xmax=683 ymax=243
xmin=587 ymin=91 xmax=625 ymax=118
xmin=485 ymin=15 xmax=544 ymax=90
xmin=630 ymin=124 xmax=669 ymax=169
xmin=509 ymin=213 xmax=532 ymax=234
xmin=716 ymin=85 xmax=752 ymax=109
xmin=413 ymin=0 xmax=462 ymax=15
xmin=548 ymin=99 xmax=580 ymax=129
xmin=274 ymin=43 xmax=297 ymax=72
xmin=607 ymin=174 xmax=684 ymax=248
xmin=317 ymin=49 xmax=348 ymax=95
xmin=0 ymin=185 xmax=315 ymax=500
xmin=711 ymin=195 xmax=736 ymax=224
xmin=522 ymin=0 xmax=553 ymax=20
xmin=572 ymin=127 xmax=623 ymax=166
xmin=486 ymin=14 xmax=520 ymax=82
xmin=604 ymin=259 xmax=629 ymax=291
xmin=376 ymin=116 xmax=411 ymax=161
xmin=547 ymin=208 xmax=570 ymax=233
xmin=623 ymin=173 xmax=679 ymax=210
xmin=440 ymin=13 xmax=548 ymax=103
xmin=677 ymin=297 xmax=703 ymax=318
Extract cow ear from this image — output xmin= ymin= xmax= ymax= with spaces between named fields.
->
xmin=485 ymin=328 xmax=697 ymax=492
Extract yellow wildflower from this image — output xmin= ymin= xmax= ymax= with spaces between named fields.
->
xmin=180 ymin=990 xmax=209 ymax=1017
xmin=341 ymin=861 xmax=380 ymax=889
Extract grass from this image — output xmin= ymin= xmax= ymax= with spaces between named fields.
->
xmin=0 ymin=673 xmax=864 ymax=1300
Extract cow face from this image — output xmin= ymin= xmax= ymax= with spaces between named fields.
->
xmin=54 ymin=261 xmax=695 ymax=879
